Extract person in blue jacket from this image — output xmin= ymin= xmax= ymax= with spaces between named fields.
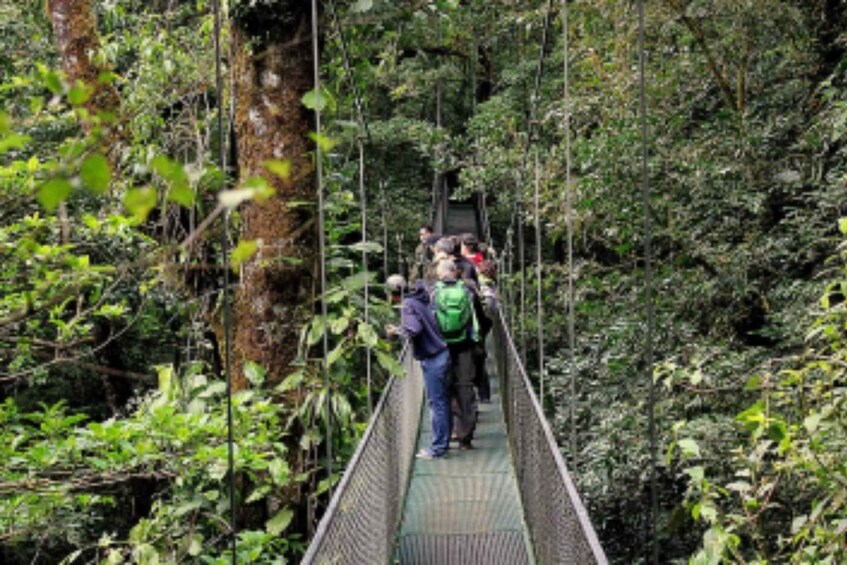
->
xmin=387 ymin=275 xmax=451 ymax=459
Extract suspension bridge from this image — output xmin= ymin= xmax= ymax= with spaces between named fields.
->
xmin=301 ymin=199 xmax=608 ymax=564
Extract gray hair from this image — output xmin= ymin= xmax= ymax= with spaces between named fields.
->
xmin=435 ymin=259 xmax=457 ymax=280
xmin=433 ymin=237 xmax=456 ymax=256
xmin=386 ymin=274 xmax=407 ymax=295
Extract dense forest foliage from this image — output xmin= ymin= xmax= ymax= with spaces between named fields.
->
xmin=1 ymin=0 xmax=846 ymax=563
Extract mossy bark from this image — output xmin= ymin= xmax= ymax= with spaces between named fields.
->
xmin=230 ymin=6 xmax=317 ymax=390
xmin=45 ymin=0 xmax=120 ymax=118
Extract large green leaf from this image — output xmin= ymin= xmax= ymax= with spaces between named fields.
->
xmin=38 ymin=177 xmax=72 ymax=211
xmin=80 ymin=154 xmax=111 ymax=194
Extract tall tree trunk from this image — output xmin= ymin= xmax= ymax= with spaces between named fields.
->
xmin=230 ymin=5 xmax=318 ymax=390
xmin=45 ymin=0 xmax=120 ymax=118
xmin=46 ymin=0 xmax=121 ymax=245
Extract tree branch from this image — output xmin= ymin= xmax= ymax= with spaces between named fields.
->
xmin=664 ymin=0 xmax=738 ymax=112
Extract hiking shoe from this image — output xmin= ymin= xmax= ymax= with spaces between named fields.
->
xmin=416 ymin=448 xmax=446 ymax=460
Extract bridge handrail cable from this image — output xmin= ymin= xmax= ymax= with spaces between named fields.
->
xmin=301 ymin=341 xmax=422 ymax=564
xmin=493 ymin=305 xmax=608 ymax=565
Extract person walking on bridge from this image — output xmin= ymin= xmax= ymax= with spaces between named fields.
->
xmin=387 ymin=275 xmax=452 ymax=459
xmin=433 ymin=260 xmax=478 ymax=450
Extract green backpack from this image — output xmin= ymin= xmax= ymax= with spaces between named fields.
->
xmin=433 ymin=280 xmax=476 ymax=343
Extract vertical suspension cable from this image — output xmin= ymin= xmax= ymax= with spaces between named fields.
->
xmin=311 ymin=0 xmax=333 ymax=497
xmin=380 ymin=182 xmax=388 ymax=275
xmin=358 ymin=140 xmax=372 ymax=415
xmin=562 ymin=0 xmax=577 ymax=469
xmin=518 ymin=206 xmax=527 ymax=364
xmin=326 ymin=0 xmax=369 ymax=140
xmin=534 ymin=151 xmax=545 ymax=403
xmin=637 ymin=0 xmax=658 ymax=561
xmin=212 ymin=0 xmax=236 ymax=561
xmin=326 ymin=0 xmax=373 ymax=413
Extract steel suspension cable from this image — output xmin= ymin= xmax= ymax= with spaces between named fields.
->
xmin=358 ymin=140 xmax=372 ymax=414
xmin=212 ymin=0 xmax=236 ymax=561
xmin=562 ymin=0 xmax=578 ymax=470
xmin=534 ymin=151 xmax=545 ymax=402
xmin=326 ymin=0 xmax=374 ymax=414
xmin=311 ymin=0 xmax=333 ymax=497
xmin=637 ymin=0 xmax=658 ymax=561
xmin=518 ymin=208 xmax=527 ymax=364
xmin=326 ymin=0 xmax=370 ymax=140
xmin=515 ymin=0 xmax=554 ymax=367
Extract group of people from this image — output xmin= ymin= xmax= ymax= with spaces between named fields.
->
xmin=387 ymin=225 xmax=497 ymax=460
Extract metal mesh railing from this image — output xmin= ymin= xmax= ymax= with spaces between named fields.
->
xmin=301 ymin=343 xmax=423 ymax=565
xmin=493 ymin=306 xmax=608 ymax=565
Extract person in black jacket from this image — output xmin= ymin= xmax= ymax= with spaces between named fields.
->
xmin=387 ymin=275 xmax=452 ymax=459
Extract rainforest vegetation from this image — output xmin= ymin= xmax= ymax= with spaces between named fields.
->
xmin=1 ymin=0 xmax=846 ymax=563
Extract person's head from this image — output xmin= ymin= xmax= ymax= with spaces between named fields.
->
xmin=386 ymin=274 xmax=407 ymax=303
xmin=460 ymin=233 xmax=479 ymax=255
xmin=419 ymin=224 xmax=434 ymax=244
xmin=433 ymin=237 xmax=456 ymax=257
xmin=436 ymin=259 xmax=458 ymax=282
xmin=424 ymin=233 xmax=441 ymax=261
xmin=449 ymin=235 xmax=461 ymax=256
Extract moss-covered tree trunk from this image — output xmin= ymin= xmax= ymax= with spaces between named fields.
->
xmin=230 ymin=5 xmax=317 ymax=390
xmin=45 ymin=0 xmax=120 ymax=118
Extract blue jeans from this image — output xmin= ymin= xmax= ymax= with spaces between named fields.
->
xmin=421 ymin=348 xmax=451 ymax=456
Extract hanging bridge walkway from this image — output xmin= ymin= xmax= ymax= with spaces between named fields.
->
xmin=301 ymin=200 xmax=607 ymax=565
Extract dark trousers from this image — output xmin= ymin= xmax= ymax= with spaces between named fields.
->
xmin=448 ymin=340 xmax=477 ymax=443
xmin=472 ymin=341 xmax=490 ymax=402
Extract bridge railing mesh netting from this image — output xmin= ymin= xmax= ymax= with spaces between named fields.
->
xmin=301 ymin=344 xmax=423 ymax=565
xmin=492 ymin=306 xmax=608 ymax=565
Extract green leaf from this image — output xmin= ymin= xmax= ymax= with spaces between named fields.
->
xmin=266 ymin=508 xmax=294 ymax=535
xmin=309 ymin=131 xmax=337 ymax=152
xmin=44 ymin=70 xmax=64 ymax=94
xmin=358 ymin=322 xmax=379 ymax=347
xmin=684 ymin=465 xmax=705 ymax=484
xmin=350 ymin=0 xmax=373 ymax=12
xmin=329 ymin=316 xmax=350 ymax=335
xmin=80 ymin=154 xmax=111 ymax=194
xmin=677 ymin=438 xmax=701 ymax=458
xmin=301 ymin=87 xmax=336 ymax=113
xmin=308 ymin=317 xmax=326 ymax=346
xmin=349 ymin=241 xmax=383 ymax=254
xmin=187 ymin=534 xmax=204 ymax=557
xmin=150 ymin=155 xmax=184 ymax=182
xmin=124 ymin=187 xmax=157 ymax=221
xmin=839 ymin=217 xmax=847 ymax=235
xmin=791 ymin=515 xmax=808 ymax=535
xmin=269 ymin=458 xmax=290 ymax=486
xmin=263 ymin=159 xmax=292 ymax=179
xmin=68 ymin=82 xmax=93 ymax=106
xmin=231 ymin=239 xmax=259 ymax=271
xmin=276 ymin=370 xmax=304 ymax=393
xmin=168 ymin=183 xmax=195 ymax=207
xmin=0 ymin=133 xmax=30 ymax=154
xmin=376 ymin=350 xmax=404 ymax=377
xmin=736 ymin=401 xmax=765 ymax=428
xmin=38 ymin=177 xmax=73 ymax=212
xmin=243 ymin=361 xmax=267 ymax=387
xmin=326 ymin=339 xmax=346 ymax=367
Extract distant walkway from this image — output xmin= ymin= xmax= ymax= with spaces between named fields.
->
xmin=394 ymin=353 xmax=534 ymax=564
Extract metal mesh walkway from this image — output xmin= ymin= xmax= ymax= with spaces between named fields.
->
xmin=394 ymin=355 xmax=533 ymax=564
